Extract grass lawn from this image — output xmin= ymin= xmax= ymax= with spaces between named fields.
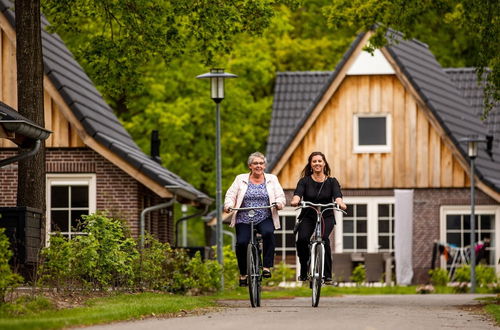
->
xmin=0 ymin=286 xmax=497 ymax=329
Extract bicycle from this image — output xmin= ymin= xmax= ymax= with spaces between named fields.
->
xmin=228 ymin=203 xmax=277 ymax=307
xmin=296 ymin=201 xmax=346 ymax=307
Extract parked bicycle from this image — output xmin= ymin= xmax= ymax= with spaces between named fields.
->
xmin=228 ymin=203 xmax=277 ymax=307
xmin=296 ymin=201 xmax=346 ymax=307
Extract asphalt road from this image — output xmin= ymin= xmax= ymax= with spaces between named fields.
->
xmin=83 ymin=294 xmax=498 ymax=330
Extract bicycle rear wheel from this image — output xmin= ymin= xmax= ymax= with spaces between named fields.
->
xmin=311 ymin=244 xmax=323 ymax=307
xmin=247 ymin=244 xmax=261 ymax=307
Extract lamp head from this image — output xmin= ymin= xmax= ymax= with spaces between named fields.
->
xmin=196 ymin=68 xmax=237 ymax=103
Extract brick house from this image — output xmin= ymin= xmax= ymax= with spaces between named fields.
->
xmin=0 ymin=1 xmax=211 ymax=248
xmin=267 ymin=29 xmax=499 ymax=284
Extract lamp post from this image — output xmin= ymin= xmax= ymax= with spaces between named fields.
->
xmin=460 ymin=135 xmax=487 ymax=293
xmin=197 ymin=68 xmax=237 ymax=288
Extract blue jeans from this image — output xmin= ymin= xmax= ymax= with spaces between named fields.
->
xmin=235 ymin=217 xmax=275 ymax=276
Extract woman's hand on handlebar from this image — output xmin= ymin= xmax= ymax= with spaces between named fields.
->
xmin=335 ymin=198 xmax=347 ymax=211
xmin=290 ymin=195 xmax=301 ymax=207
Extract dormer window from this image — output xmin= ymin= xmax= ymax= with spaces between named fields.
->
xmin=353 ymin=114 xmax=391 ymax=153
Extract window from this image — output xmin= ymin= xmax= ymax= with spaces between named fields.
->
xmin=353 ymin=114 xmax=391 ymax=153
xmin=276 ymin=208 xmax=300 ymax=272
xmin=342 ymin=204 xmax=368 ymax=251
xmin=441 ymin=206 xmax=499 ymax=269
xmin=46 ymin=174 xmax=96 ymax=241
xmin=335 ymin=197 xmax=395 ymax=253
xmin=378 ymin=204 xmax=395 ymax=252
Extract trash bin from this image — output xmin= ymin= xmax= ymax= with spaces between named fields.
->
xmin=0 ymin=206 xmax=43 ymax=266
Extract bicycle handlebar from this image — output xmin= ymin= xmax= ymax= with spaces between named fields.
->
xmin=228 ymin=202 xmax=277 ymax=212
xmin=296 ymin=201 xmax=347 ymax=214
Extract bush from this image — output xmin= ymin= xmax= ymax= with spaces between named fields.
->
xmin=428 ymin=268 xmax=449 ymax=287
xmin=38 ymin=233 xmax=76 ymax=292
xmin=453 ymin=265 xmax=470 ymax=293
xmin=476 ymin=264 xmax=497 ymax=288
xmin=0 ymin=228 xmax=23 ymax=303
xmin=263 ymin=261 xmax=295 ymax=286
xmin=38 ymin=213 xmax=223 ymax=295
xmin=222 ymin=245 xmax=239 ymax=290
xmin=350 ymin=264 xmax=366 ymax=286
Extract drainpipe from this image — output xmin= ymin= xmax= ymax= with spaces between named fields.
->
xmin=175 ymin=203 xmax=209 ymax=247
xmin=222 ymin=230 xmax=236 ymax=251
xmin=140 ymin=198 xmax=176 ymax=250
xmin=0 ymin=139 xmax=40 ymax=167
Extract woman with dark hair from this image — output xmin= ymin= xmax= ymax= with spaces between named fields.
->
xmin=290 ymin=151 xmax=347 ymax=282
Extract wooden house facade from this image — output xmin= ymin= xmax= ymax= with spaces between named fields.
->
xmin=0 ymin=1 xmax=210 ymax=247
xmin=268 ymin=30 xmax=500 ymax=284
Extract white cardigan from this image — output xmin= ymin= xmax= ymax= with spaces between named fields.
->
xmin=224 ymin=173 xmax=286 ymax=229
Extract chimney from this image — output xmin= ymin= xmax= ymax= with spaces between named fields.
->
xmin=151 ymin=130 xmax=162 ymax=165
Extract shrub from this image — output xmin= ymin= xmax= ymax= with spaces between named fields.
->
xmin=263 ymin=261 xmax=295 ymax=286
xmin=476 ymin=264 xmax=497 ymax=288
xmin=452 ymin=265 xmax=470 ymax=293
xmin=350 ymin=264 xmax=366 ymax=286
xmin=38 ymin=233 xmax=76 ymax=292
xmin=428 ymin=268 xmax=449 ymax=287
xmin=133 ymin=234 xmax=170 ymax=290
xmin=0 ymin=228 xmax=23 ymax=303
xmin=222 ymin=245 xmax=239 ymax=290
xmin=73 ymin=213 xmax=138 ymax=290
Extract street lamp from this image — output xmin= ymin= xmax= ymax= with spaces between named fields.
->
xmin=197 ymin=68 xmax=237 ymax=288
xmin=460 ymin=135 xmax=488 ymax=293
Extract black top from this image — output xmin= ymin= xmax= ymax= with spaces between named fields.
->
xmin=293 ymin=176 xmax=343 ymax=220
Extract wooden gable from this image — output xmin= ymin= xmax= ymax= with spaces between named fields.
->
xmin=272 ymin=32 xmax=470 ymax=191
xmin=275 ymin=74 xmax=469 ymax=190
xmin=0 ymin=14 xmax=84 ymax=149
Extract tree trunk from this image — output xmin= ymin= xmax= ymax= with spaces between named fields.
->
xmin=15 ymin=0 xmax=45 ymax=213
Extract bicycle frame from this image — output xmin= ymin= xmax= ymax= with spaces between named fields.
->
xmin=296 ymin=201 xmax=346 ymax=307
xmin=229 ymin=203 xmax=276 ymax=307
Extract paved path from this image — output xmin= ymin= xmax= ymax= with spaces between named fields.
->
xmin=83 ymin=294 xmax=498 ymax=330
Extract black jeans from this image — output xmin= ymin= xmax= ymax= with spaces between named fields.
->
xmin=235 ymin=217 xmax=275 ymax=276
xmin=296 ymin=216 xmax=335 ymax=278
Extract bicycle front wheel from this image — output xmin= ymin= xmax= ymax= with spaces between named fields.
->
xmin=247 ymin=244 xmax=261 ymax=307
xmin=311 ymin=244 xmax=324 ymax=307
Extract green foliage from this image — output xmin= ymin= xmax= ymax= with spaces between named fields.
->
xmin=40 ymin=1 xmax=355 ymax=198
xmin=38 ymin=213 xmax=221 ymax=294
xmin=262 ymin=261 xmax=295 ymax=286
xmin=324 ymin=0 xmax=499 ymax=117
xmin=475 ymin=264 xmax=497 ymax=288
xmin=222 ymin=245 xmax=239 ymax=290
xmin=38 ymin=233 xmax=76 ymax=291
xmin=454 ymin=265 xmax=471 ymax=282
xmin=428 ymin=268 xmax=449 ymax=287
xmin=350 ymin=264 xmax=366 ymax=286
xmin=72 ymin=213 xmax=138 ymax=290
xmin=0 ymin=228 xmax=23 ymax=304
xmin=0 ymin=295 xmax=55 ymax=317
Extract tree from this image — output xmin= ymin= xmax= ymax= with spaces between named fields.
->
xmin=15 ymin=0 xmax=46 ymax=213
xmin=324 ymin=0 xmax=499 ymax=117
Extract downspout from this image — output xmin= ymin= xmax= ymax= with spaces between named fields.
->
xmin=0 ymin=139 xmax=40 ymax=167
xmin=140 ymin=198 xmax=176 ymax=250
xmin=175 ymin=203 xmax=209 ymax=246
xmin=222 ymin=230 xmax=236 ymax=251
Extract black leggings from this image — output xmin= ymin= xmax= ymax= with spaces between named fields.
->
xmin=296 ymin=216 xmax=335 ymax=278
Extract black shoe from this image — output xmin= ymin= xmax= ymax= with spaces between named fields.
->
xmin=324 ymin=277 xmax=332 ymax=284
xmin=262 ymin=269 xmax=272 ymax=278
xmin=298 ymin=274 xmax=308 ymax=281
xmin=239 ymin=277 xmax=248 ymax=287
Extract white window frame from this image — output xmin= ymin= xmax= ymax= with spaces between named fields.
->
xmin=440 ymin=205 xmax=500 ymax=273
xmin=46 ymin=174 xmax=96 ymax=244
xmin=277 ymin=207 xmax=300 ymax=274
xmin=335 ymin=196 xmax=395 ymax=253
xmin=353 ymin=113 xmax=392 ymax=153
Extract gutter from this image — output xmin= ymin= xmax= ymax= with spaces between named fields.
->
xmin=0 ymin=139 xmax=40 ymax=168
